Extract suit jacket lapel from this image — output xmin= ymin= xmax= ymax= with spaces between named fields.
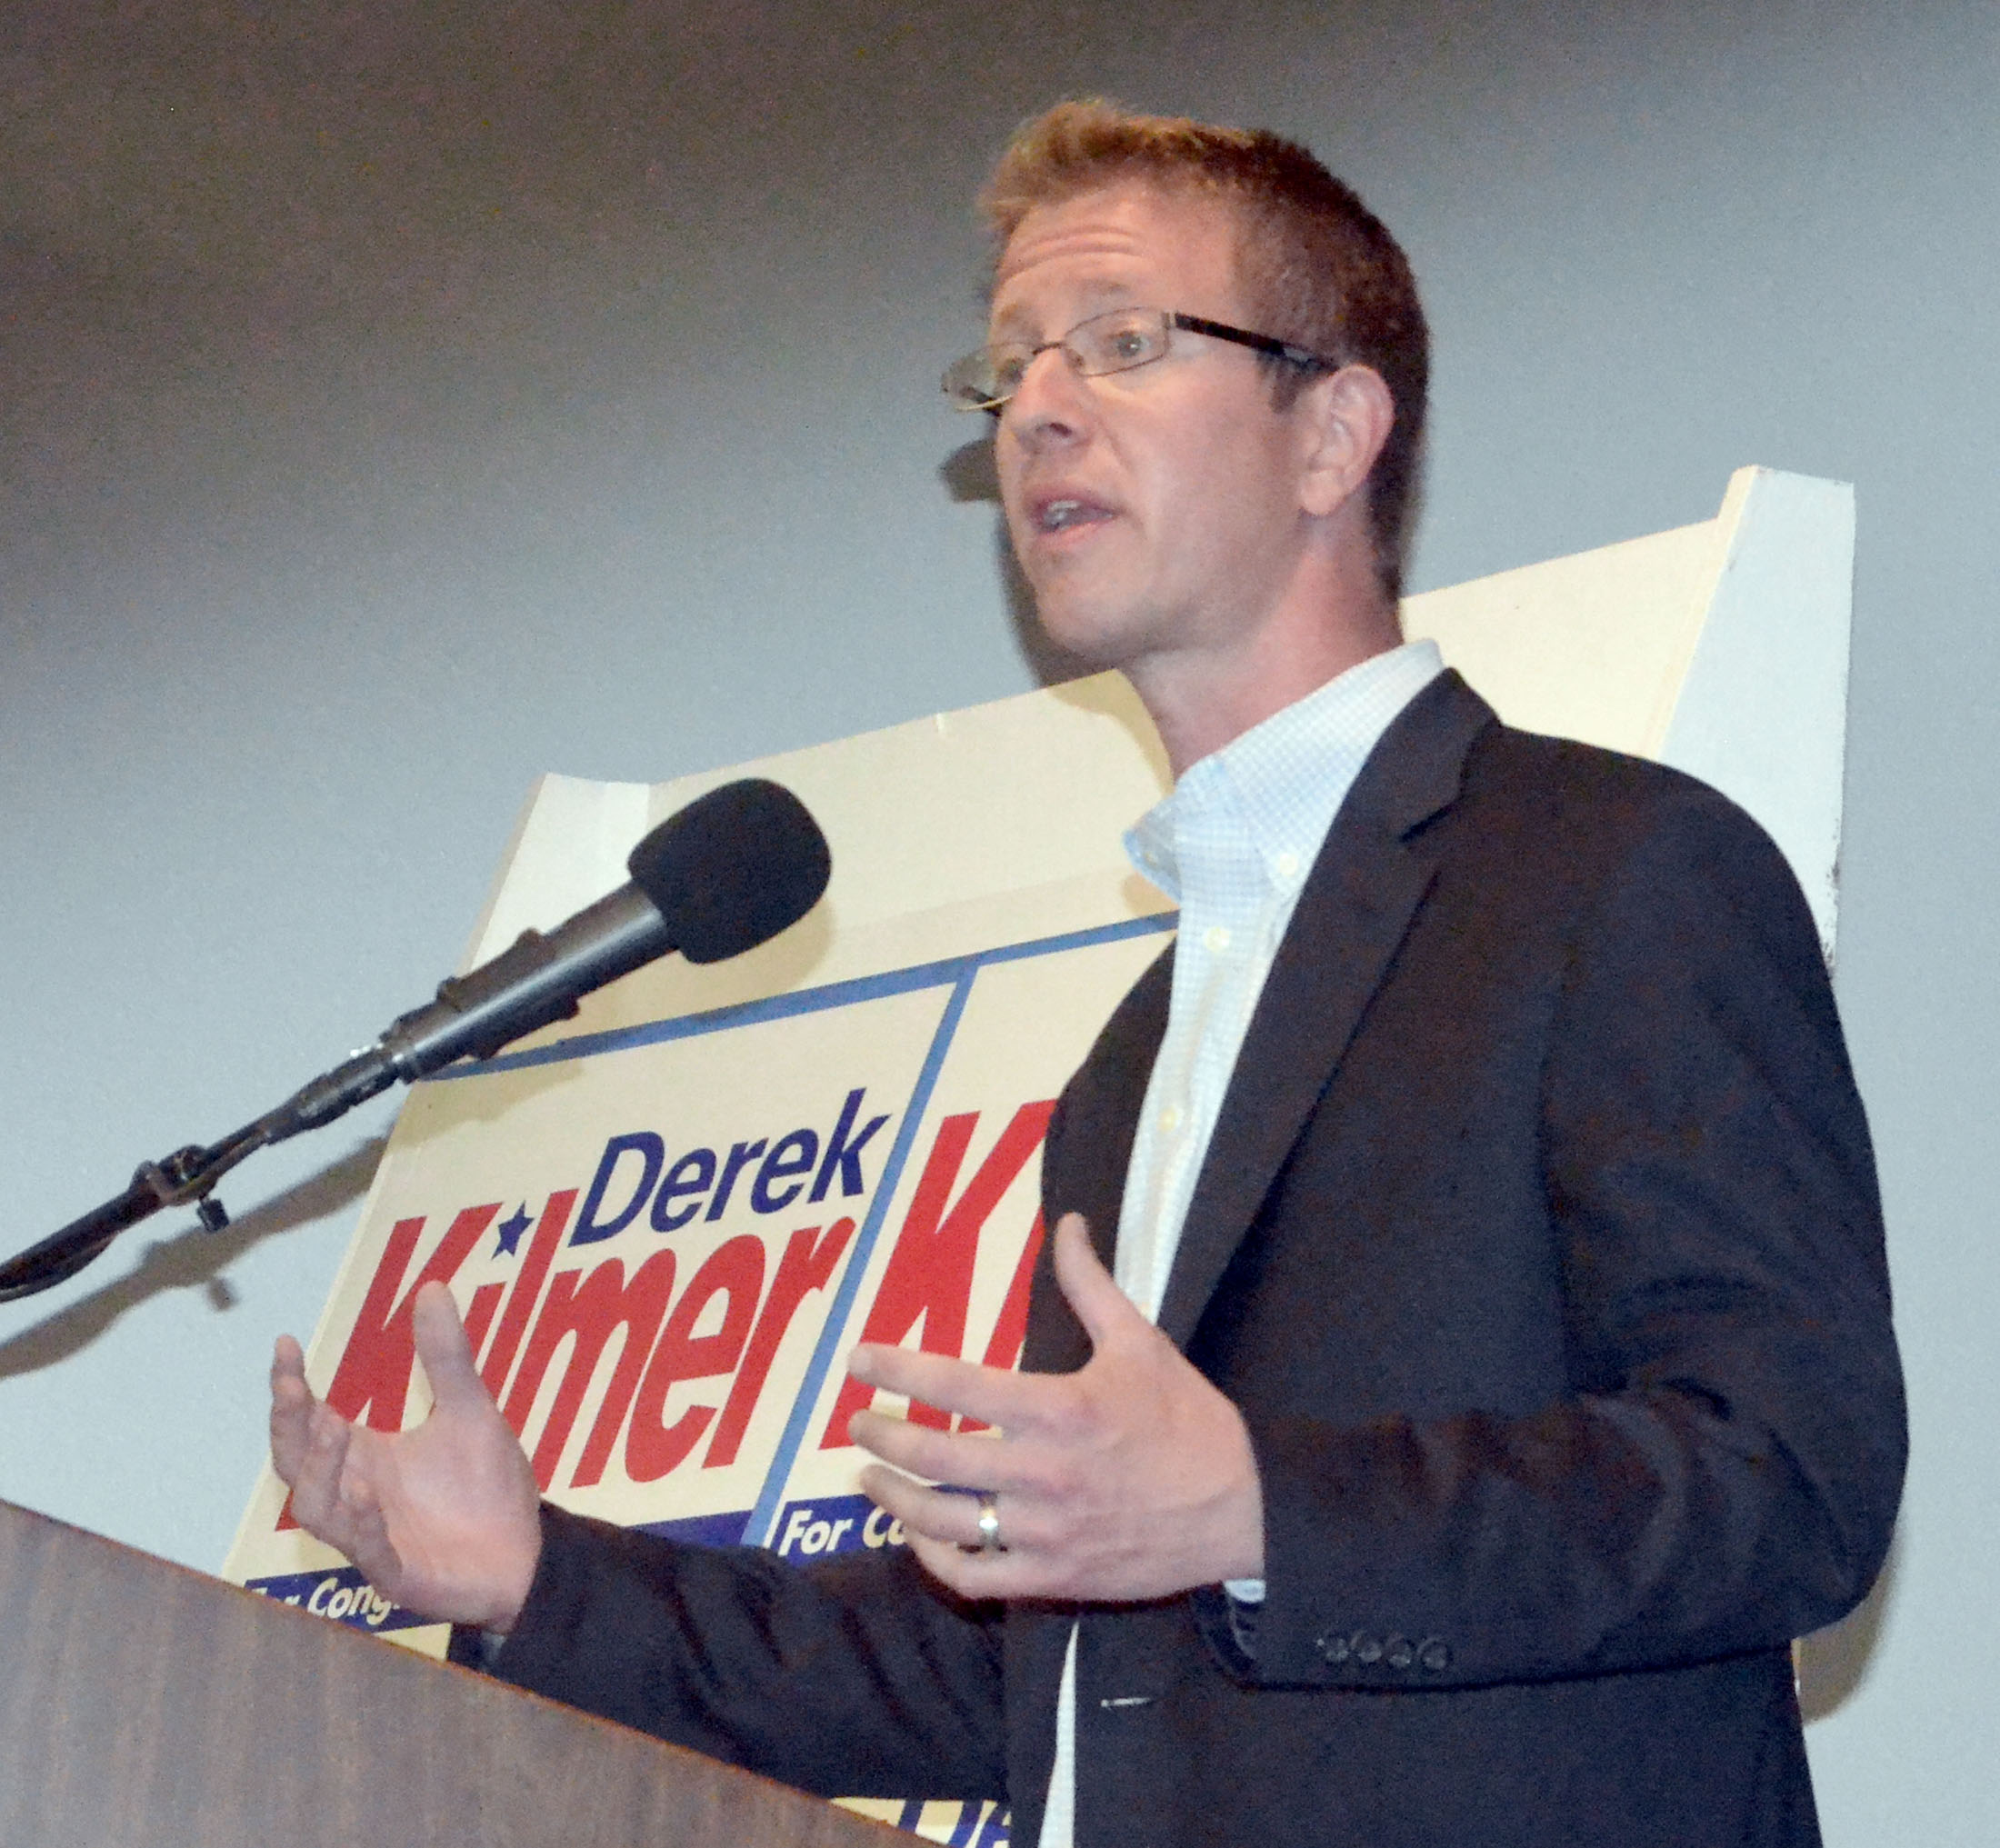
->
xmin=1024 ymin=945 xmax=1173 ymax=1377
xmin=1155 ymin=672 xmax=1496 ymax=1350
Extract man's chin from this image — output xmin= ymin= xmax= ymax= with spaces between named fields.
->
xmin=1027 ymin=594 xmax=1150 ymax=675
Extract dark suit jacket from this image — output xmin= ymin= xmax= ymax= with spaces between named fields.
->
xmin=486 ymin=674 xmax=1905 ymax=1848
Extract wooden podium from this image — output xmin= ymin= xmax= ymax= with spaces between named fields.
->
xmin=0 ymin=1495 xmax=906 ymax=1846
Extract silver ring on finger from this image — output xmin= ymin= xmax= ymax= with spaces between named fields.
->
xmin=972 ymin=1491 xmax=1005 ymax=1554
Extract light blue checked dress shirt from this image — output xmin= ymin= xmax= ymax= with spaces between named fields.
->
xmin=1036 ymin=638 xmax=1445 ymax=1848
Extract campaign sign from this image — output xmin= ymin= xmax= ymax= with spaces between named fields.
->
xmin=225 ymin=908 xmax=1171 ymax=1845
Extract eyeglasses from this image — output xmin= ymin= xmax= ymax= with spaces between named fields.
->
xmin=942 ymin=306 xmax=1338 ymax=413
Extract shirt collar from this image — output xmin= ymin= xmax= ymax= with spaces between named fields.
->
xmin=1125 ymin=640 xmax=1445 ymax=903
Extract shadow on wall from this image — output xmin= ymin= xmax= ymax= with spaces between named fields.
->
xmin=1797 ymin=1532 xmax=1900 ymax=1723
xmin=940 ymin=433 xmax=1099 ymax=692
xmin=0 ymin=1138 xmax=385 ymax=1381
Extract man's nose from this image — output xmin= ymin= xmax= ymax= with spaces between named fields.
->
xmin=1005 ymin=345 xmax=1094 ymax=449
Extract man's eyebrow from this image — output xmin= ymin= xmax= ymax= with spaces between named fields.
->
xmin=986 ymin=279 xmax=1142 ymax=340
xmin=985 ymin=305 xmax=1037 ymax=341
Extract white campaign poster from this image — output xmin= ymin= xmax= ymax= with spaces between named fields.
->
xmin=227 ymin=918 xmax=1173 ymax=1599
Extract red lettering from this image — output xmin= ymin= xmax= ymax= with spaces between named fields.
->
xmin=625 ymin=1235 xmax=765 ymax=1483
xmin=503 ymin=1249 xmax=678 ymax=1491
xmin=462 ymin=1281 xmax=505 ymax=1361
xmin=478 ymin=1191 xmax=577 ymax=1403
xmin=275 ymin=1201 xmax=498 ymax=1531
xmin=324 ymin=1204 xmax=500 ymax=1430
xmin=704 ymin=1218 xmax=855 ymax=1470
xmin=820 ymin=1100 xmax=1053 ymax=1446
xmin=956 ymin=1207 xmax=1046 ymax=1433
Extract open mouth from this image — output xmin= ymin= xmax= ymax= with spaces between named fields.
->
xmin=1035 ymin=495 xmax=1115 ymax=534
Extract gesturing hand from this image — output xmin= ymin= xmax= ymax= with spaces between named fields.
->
xmin=846 ymin=1213 xmax=1265 ymax=1602
xmin=268 ymin=1280 xmax=543 ymax=1633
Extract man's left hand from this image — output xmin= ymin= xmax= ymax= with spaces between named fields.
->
xmin=847 ymin=1212 xmax=1265 ymax=1601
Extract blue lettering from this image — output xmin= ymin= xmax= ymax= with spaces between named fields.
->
xmin=651 ymin=1147 xmax=716 ymax=1232
xmin=572 ymin=1132 xmax=665 ymax=1245
xmin=751 ymin=1129 xmax=818 ymax=1214
xmin=776 ymin=1493 xmax=887 ymax=1558
xmin=809 ymin=1089 xmax=890 ymax=1203
xmin=575 ymin=1094 xmax=890 ymax=1242
xmin=705 ymin=1139 xmax=768 ymax=1220
xmin=863 ymin=1505 xmax=905 ymax=1548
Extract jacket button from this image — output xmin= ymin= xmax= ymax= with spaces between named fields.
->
xmin=1385 ymin=1634 xmax=1415 ymax=1670
xmin=1418 ymin=1637 xmax=1451 ymax=1673
xmin=1351 ymin=1633 xmax=1383 ymax=1664
xmin=1315 ymin=1632 xmax=1352 ymax=1663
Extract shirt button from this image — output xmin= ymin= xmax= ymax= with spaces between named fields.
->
xmin=1158 ymin=1104 xmax=1183 ymax=1134
xmin=1275 ymin=851 xmax=1301 ymax=880
xmin=1203 ymin=924 xmax=1231 ymax=953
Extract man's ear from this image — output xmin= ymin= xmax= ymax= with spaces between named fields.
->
xmin=1295 ymin=364 xmax=1395 ymax=520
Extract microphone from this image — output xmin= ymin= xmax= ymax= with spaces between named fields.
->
xmin=0 ymin=778 xmax=829 ymax=1302
xmin=268 ymin=777 xmax=832 ymax=1137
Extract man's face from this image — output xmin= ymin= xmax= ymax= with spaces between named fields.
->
xmin=989 ymin=184 xmax=1319 ymax=681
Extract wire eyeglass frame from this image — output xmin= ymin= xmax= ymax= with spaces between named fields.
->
xmin=942 ymin=307 xmax=1339 ymax=414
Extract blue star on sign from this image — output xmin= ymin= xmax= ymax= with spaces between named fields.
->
xmin=494 ymin=1204 xmax=533 ymax=1257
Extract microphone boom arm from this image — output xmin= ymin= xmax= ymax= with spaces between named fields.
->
xmin=0 ymin=776 xmax=828 ymax=1305
xmin=0 ymin=895 xmax=666 ymax=1303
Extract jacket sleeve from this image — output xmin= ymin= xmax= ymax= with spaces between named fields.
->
xmin=477 ymin=1501 xmax=1009 ymax=1798
xmin=1209 ymin=785 xmax=1905 ymax=1691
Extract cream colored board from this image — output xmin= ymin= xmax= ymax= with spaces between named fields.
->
xmin=1399 ymin=474 xmax=1743 ymax=759
xmin=464 ymin=674 xmax=1173 ymax=973
xmin=220 ymin=918 xmax=1169 ymax=1601
xmin=1404 ymin=464 xmax=1852 ymax=946
xmin=224 ymin=464 xmax=1845 ymax=1566
xmin=223 ymin=984 xmax=953 ymax=1563
xmin=773 ymin=929 xmax=1172 ymax=1517
xmin=1658 ymin=468 xmax=1854 ymax=956
xmin=837 ymin=1799 xmax=1006 ymax=1843
xmin=539 ymin=864 xmax=1172 ymax=1058
xmin=464 ymin=773 xmax=654 ymax=974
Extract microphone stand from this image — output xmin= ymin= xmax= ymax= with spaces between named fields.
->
xmin=0 ymin=882 xmax=673 ymax=1305
xmin=0 ymin=1127 xmax=260 ymax=1303
xmin=1 ymin=774 xmax=831 ymax=1306
xmin=0 ymin=1080 xmax=376 ymax=1305
xmin=0 ymin=928 xmax=592 ymax=1304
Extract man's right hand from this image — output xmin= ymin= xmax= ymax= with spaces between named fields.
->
xmin=268 ymin=1279 xmax=542 ymax=1634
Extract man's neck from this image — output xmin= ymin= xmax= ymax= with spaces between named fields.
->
xmin=1131 ymin=595 xmax=1405 ymax=776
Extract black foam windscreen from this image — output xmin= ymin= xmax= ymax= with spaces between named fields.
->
xmin=625 ymin=777 xmax=831 ymax=964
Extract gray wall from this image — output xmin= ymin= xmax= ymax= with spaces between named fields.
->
xmin=3 ymin=3 xmax=1993 ymax=1839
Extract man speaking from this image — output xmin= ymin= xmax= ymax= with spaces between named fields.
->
xmin=270 ymin=100 xmax=1904 ymax=1848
